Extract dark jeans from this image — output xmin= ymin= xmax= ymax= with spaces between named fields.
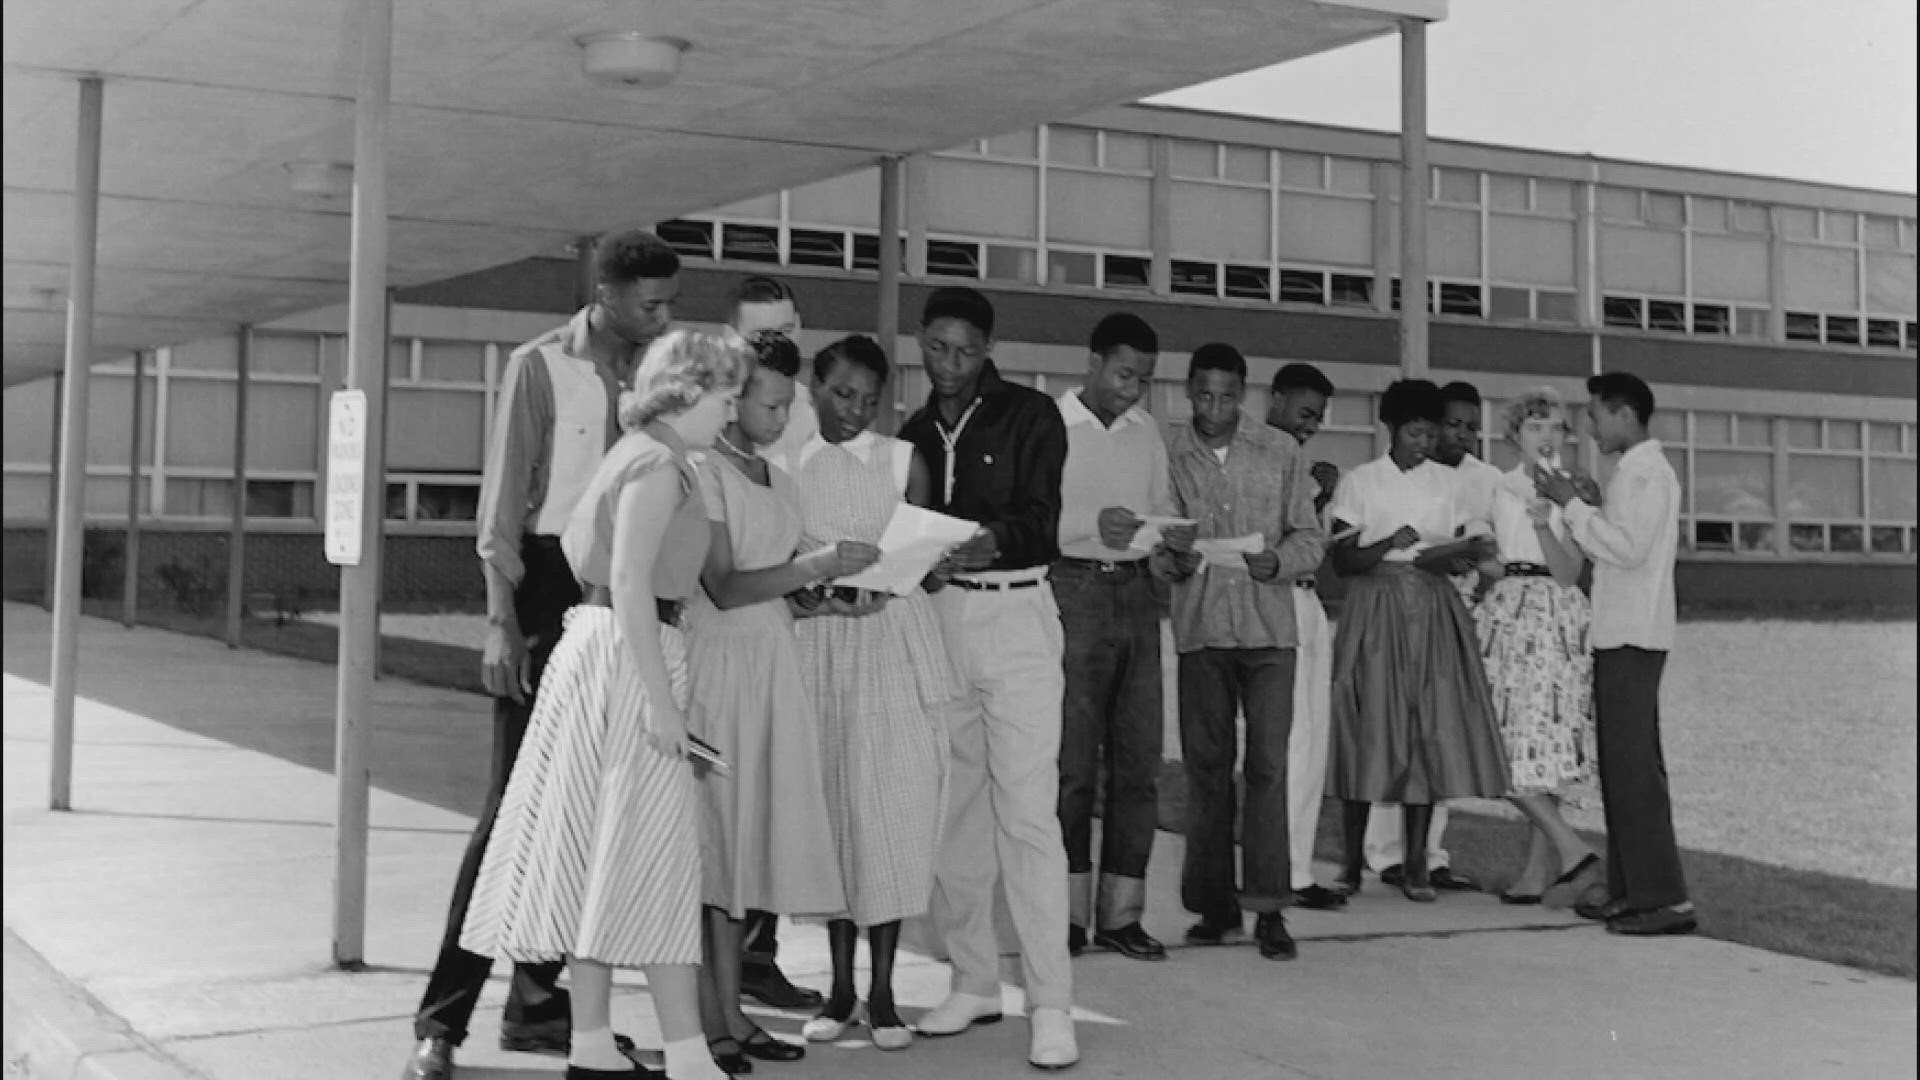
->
xmin=1178 ymin=647 xmax=1296 ymax=920
xmin=1053 ymin=561 xmax=1164 ymax=883
xmin=1594 ymin=647 xmax=1689 ymax=910
xmin=414 ymin=537 xmax=578 ymax=1044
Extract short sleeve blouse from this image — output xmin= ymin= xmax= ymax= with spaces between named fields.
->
xmin=560 ymin=431 xmax=710 ymax=599
xmin=1328 ymin=456 xmax=1458 ymax=563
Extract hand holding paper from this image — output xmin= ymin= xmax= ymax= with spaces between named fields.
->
xmin=831 ymin=503 xmax=981 ymax=596
xmin=1130 ymin=515 xmax=1199 ymax=552
xmin=1193 ymin=532 xmax=1267 ymax=568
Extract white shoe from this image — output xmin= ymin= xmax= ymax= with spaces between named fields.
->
xmin=801 ymin=1002 xmax=864 ymax=1043
xmin=870 ymin=1020 xmax=913 ymax=1052
xmin=914 ymin=992 xmax=1003 ymax=1037
xmin=1028 ymin=1007 xmax=1079 ymax=1070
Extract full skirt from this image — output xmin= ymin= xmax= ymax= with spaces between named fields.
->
xmin=1474 ymin=575 xmax=1597 ymax=798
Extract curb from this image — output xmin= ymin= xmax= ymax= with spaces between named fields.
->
xmin=3 ymin=929 xmax=207 ymax=1080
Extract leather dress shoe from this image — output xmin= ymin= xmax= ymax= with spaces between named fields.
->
xmin=401 ymin=1037 xmax=454 ymax=1080
xmin=1294 ymin=884 xmax=1349 ymax=910
xmin=741 ymin=956 xmax=824 ymax=1010
xmin=708 ymin=1037 xmax=752 ymax=1075
xmin=1092 ymin=922 xmax=1167 ymax=961
xmin=916 ymin=992 xmax=1003 ymax=1036
xmin=1606 ymin=904 xmax=1698 ymax=936
xmin=1068 ymin=924 xmax=1088 ymax=956
xmin=1254 ymin=913 xmax=1297 ymax=960
xmin=1429 ymin=866 xmax=1478 ymax=891
xmin=1575 ymin=894 xmax=1632 ymax=922
xmin=1028 ymin=1006 xmax=1080 ymax=1070
xmin=1183 ymin=915 xmax=1243 ymax=946
xmin=1377 ymin=863 xmax=1406 ymax=887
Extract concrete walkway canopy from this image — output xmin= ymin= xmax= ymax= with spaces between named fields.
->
xmin=3 ymin=0 xmax=1444 ymax=385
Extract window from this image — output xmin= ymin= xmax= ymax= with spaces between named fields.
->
xmin=1222 ymin=145 xmax=1268 ymax=184
xmin=1785 ymin=312 xmax=1822 ymax=342
xmin=1692 ymin=304 xmax=1731 ymax=336
xmin=1171 ymin=260 xmax=1219 ymax=297
xmin=1101 ymin=254 xmax=1151 ymax=290
xmin=1223 ymin=264 xmax=1271 ymax=301
xmin=1533 ymin=180 xmax=1574 ymax=215
xmin=1488 ymin=174 xmax=1529 ymax=212
xmin=720 ymin=223 xmax=779 ymax=263
xmin=1693 ymin=521 xmax=1734 ymax=551
xmin=1871 ymin=526 xmax=1907 ymax=554
xmin=1691 ymin=197 xmax=1728 ymax=232
xmin=1909 ymin=322 xmax=1919 ymax=351
xmin=986 ymin=128 xmax=1038 ymax=159
xmin=163 ymin=478 xmax=233 ymax=517
xmin=1438 ymin=282 xmax=1483 ymax=317
xmin=1604 ymin=296 xmax=1645 ymax=329
xmin=1864 ymin=216 xmax=1901 ymax=249
xmin=1599 ymin=187 xmax=1641 ymax=221
xmin=1489 ymin=286 xmax=1531 ymax=321
xmin=1645 ymin=192 xmax=1685 ymax=228
xmin=788 ymin=228 xmax=848 ymax=268
xmin=1049 ymin=250 xmax=1096 ymax=287
xmin=850 ymin=233 xmax=903 ymax=272
xmin=1735 ymin=308 xmax=1770 ymax=338
xmin=415 ymin=483 xmax=479 ymax=522
xmin=1537 ymin=290 xmax=1578 ymax=323
xmin=1328 ymin=157 xmax=1373 ymax=195
xmin=1330 ymin=273 xmax=1375 ymax=308
xmin=243 ymin=480 xmax=310 ymax=519
xmin=1170 ymin=139 xmax=1217 ymax=179
xmin=656 ymin=219 xmax=714 ymax=260
xmin=984 ymin=245 xmax=1037 ymax=284
xmin=1867 ymin=318 xmax=1902 ymax=349
xmin=1825 ymin=315 xmax=1861 ymax=346
xmin=1279 ymin=269 xmax=1325 ymax=305
xmin=1103 ymin=132 xmax=1150 ymax=171
xmin=1647 ymin=299 xmax=1688 ymax=333
xmin=1777 ymin=207 xmax=1818 ymax=239
xmin=1278 ymin=152 xmax=1323 ymax=189
xmin=926 ymin=240 xmax=982 ymax=278
xmin=1435 ymin=168 xmax=1480 ymax=205
xmin=1046 ymin=126 xmax=1097 ymax=166
xmin=385 ymin=483 xmax=409 ymax=522
xmin=1738 ymin=523 xmax=1776 ymax=553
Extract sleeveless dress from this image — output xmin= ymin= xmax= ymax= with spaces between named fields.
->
xmin=683 ymin=452 xmax=847 ymax=919
xmin=460 ymin=430 xmax=709 ymax=967
xmin=786 ymin=435 xmax=960 ymax=926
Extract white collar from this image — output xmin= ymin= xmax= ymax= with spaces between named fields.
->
xmin=1057 ymin=389 xmax=1150 ymax=432
xmin=789 ymin=429 xmax=878 ymax=472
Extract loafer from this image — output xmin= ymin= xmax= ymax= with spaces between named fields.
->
xmin=1575 ymin=893 xmax=1631 ymax=922
xmin=400 ymin=1037 xmax=454 ymax=1080
xmin=801 ymin=1001 xmax=863 ymax=1043
xmin=1429 ymin=866 xmax=1478 ymax=891
xmin=915 ymin=992 xmax=1003 ymax=1037
xmin=1294 ymin=884 xmax=1349 ymax=910
xmin=1091 ymin=922 xmax=1167 ymax=961
xmin=1254 ymin=913 xmax=1297 ymax=961
xmin=1067 ymin=924 xmax=1087 ymax=957
xmin=740 ymin=957 xmax=825 ymax=1010
xmin=1377 ymin=863 xmax=1406 ymax=887
xmin=1606 ymin=905 xmax=1698 ymax=937
xmin=1183 ymin=915 xmax=1244 ymax=946
xmin=1027 ymin=1006 xmax=1080 ymax=1070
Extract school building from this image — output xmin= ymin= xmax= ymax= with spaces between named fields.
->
xmin=4 ymin=103 xmax=1915 ymax=613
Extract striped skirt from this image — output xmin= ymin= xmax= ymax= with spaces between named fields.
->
xmin=459 ymin=605 xmax=701 ymax=967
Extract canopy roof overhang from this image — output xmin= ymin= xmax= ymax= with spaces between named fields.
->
xmin=2 ymin=0 xmax=1443 ymax=386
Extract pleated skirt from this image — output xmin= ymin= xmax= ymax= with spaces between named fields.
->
xmin=1329 ymin=563 xmax=1510 ymax=804
xmin=459 ymin=605 xmax=701 ymax=967
xmin=1474 ymin=575 xmax=1598 ymax=798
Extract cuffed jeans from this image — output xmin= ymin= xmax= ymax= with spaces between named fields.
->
xmin=1052 ymin=560 xmax=1162 ymax=930
xmin=930 ymin=582 xmax=1074 ymax=1012
xmin=1595 ymin=647 xmax=1689 ymax=910
xmin=1178 ymin=647 xmax=1296 ymax=921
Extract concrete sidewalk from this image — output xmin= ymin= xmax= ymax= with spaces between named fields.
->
xmin=3 ymin=603 xmax=1913 ymax=1080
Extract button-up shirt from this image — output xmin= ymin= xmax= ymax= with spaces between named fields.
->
xmin=1565 ymin=439 xmax=1680 ymax=651
xmin=1450 ymin=453 xmax=1505 ymax=536
xmin=1162 ymin=418 xmax=1325 ymax=654
xmin=1056 ymin=391 xmax=1174 ymax=563
xmin=900 ymin=360 xmax=1067 ymax=572
xmin=474 ymin=308 xmax=625 ymax=585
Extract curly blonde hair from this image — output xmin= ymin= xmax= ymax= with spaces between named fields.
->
xmin=1501 ymin=385 xmax=1568 ymax=443
xmin=617 ymin=327 xmax=752 ymax=433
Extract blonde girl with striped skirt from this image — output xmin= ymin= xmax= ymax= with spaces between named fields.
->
xmin=461 ymin=328 xmax=750 ymax=1080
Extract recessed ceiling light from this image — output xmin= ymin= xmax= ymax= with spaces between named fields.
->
xmin=577 ymin=31 xmax=688 ymax=88
xmin=285 ymin=160 xmax=353 ymax=199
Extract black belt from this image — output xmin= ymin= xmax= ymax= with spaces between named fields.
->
xmin=1503 ymin=562 xmax=1552 ymax=578
xmin=950 ymin=577 xmax=1043 ymax=592
xmin=1293 ymin=579 xmax=1318 ymax=589
xmin=1055 ymin=557 xmax=1146 ymax=581
xmin=582 ymin=585 xmax=685 ymax=626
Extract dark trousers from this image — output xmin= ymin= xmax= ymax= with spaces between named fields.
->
xmin=1178 ymin=647 xmax=1296 ymax=920
xmin=1054 ymin=562 xmax=1164 ymax=885
xmin=414 ymin=538 xmax=578 ymax=1044
xmin=1593 ymin=647 xmax=1689 ymax=910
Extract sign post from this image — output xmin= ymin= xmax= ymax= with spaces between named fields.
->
xmin=324 ymin=389 xmax=368 ymax=568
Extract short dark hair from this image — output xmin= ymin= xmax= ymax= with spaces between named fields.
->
xmin=732 ymin=274 xmax=795 ymax=309
xmin=746 ymin=330 xmax=801 ymax=379
xmin=1272 ymin=362 xmax=1334 ymax=399
xmin=1188 ymin=342 xmax=1246 ymax=384
xmin=593 ymin=229 xmax=680 ymax=287
xmin=1439 ymin=380 xmax=1482 ymax=409
xmin=1379 ymin=379 xmax=1446 ymax=430
xmin=1587 ymin=371 xmax=1656 ymax=426
xmin=1089 ymin=313 xmax=1158 ymax=358
xmin=813 ymin=334 xmax=890 ymax=385
xmin=921 ymin=286 xmax=995 ymax=337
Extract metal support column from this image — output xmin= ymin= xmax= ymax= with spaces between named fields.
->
xmin=49 ymin=76 xmax=104 ymax=811
xmin=1397 ymin=19 xmax=1430 ymax=379
xmin=44 ymin=373 xmax=63 ymax=612
xmin=122 ymin=352 xmax=145 ymax=627
xmin=332 ymin=0 xmax=393 ymax=968
xmin=226 ymin=327 xmax=251 ymax=647
xmin=876 ymin=156 xmax=903 ymax=432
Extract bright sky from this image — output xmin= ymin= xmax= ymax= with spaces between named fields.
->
xmin=1153 ymin=0 xmax=1918 ymax=195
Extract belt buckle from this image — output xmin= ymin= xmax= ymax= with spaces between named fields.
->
xmin=1095 ymin=559 xmax=1120 ymax=574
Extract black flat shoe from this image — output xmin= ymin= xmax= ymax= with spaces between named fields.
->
xmin=740 ymin=1028 xmax=805 ymax=1063
xmin=1254 ymin=913 xmax=1297 ymax=960
xmin=708 ymin=1037 xmax=752 ymax=1075
xmin=1499 ymin=891 xmax=1543 ymax=905
xmin=1377 ymin=864 xmax=1406 ymax=887
xmin=1093 ymin=922 xmax=1167 ymax=961
xmin=1429 ymin=866 xmax=1478 ymax=891
xmin=1295 ymin=884 xmax=1349 ymax=910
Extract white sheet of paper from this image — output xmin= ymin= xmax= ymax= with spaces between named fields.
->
xmin=1193 ymin=532 xmax=1267 ymax=569
xmin=1129 ymin=515 xmax=1198 ymax=551
xmin=831 ymin=503 xmax=981 ymax=596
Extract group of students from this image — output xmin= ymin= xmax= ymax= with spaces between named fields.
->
xmin=399 ymin=228 xmax=1694 ymax=1080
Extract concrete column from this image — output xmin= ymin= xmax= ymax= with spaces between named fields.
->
xmin=48 ymin=76 xmax=104 ymax=812
xmin=44 ymin=373 xmax=63 ymax=612
xmin=1397 ymin=20 xmax=1430 ymax=378
xmin=225 ymin=327 xmax=250 ymax=648
xmin=1149 ymin=137 xmax=1172 ymax=295
xmin=877 ymin=156 xmax=903 ymax=433
xmin=904 ymin=153 xmax=930 ymax=278
xmin=122 ymin=352 xmax=145 ymax=628
xmin=1370 ymin=163 xmax=1395 ymax=314
xmin=332 ymin=0 xmax=393 ymax=968
xmin=1577 ymin=171 xmax=1603 ymax=375
xmin=1766 ymin=207 xmax=1788 ymax=343
xmin=1770 ymin=416 xmax=1793 ymax=558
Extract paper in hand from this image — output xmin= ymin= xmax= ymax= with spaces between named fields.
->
xmin=1129 ymin=515 xmax=1198 ymax=551
xmin=1193 ymin=532 xmax=1267 ymax=569
xmin=831 ymin=503 xmax=980 ymax=596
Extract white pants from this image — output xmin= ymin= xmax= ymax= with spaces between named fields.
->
xmin=930 ymin=583 xmax=1073 ymax=1012
xmin=1364 ymin=804 xmax=1452 ymax=871
xmin=1286 ymin=589 xmax=1333 ymax=889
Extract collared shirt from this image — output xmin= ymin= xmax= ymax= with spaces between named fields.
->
xmin=474 ymin=309 xmax=628 ymax=585
xmin=1162 ymin=418 xmax=1325 ymax=654
xmin=1489 ymin=467 xmax=1568 ymax=565
xmin=1450 ymin=453 xmax=1506 ymax=536
xmin=768 ymin=428 xmax=913 ymax=495
xmin=900 ymin=360 xmax=1067 ymax=572
xmin=763 ymin=381 xmax=820 ymax=467
xmin=1328 ymin=455 xmax=1459 ymax=563
xmin=1564 ymin=439 xmax=1680 ymax=651
xmin=1055 ymin=390 xmax=1173 ymax=563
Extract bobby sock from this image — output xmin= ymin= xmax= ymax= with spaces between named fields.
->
xmin=664 ymin=1035 xmax=727 ymax=1080
xmin=567 ymin=1026 xmax=626 ymax=1070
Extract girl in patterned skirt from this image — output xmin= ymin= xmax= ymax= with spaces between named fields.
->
xmin=1474 ymin=387 xmax=1605 ymax=906
xmin=460 ymin=328 xmax=748 ymax=1080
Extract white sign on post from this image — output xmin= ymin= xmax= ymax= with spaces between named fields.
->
xmin=324 ymin=390 xmax=368 ymax=566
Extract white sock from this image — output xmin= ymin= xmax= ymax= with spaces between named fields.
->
xmin=664 ymin=1035 xmax=727 ymax=1080
xmin=567 ymin=1026 xmax=626 ymax=1070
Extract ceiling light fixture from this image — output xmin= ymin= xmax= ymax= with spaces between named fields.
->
xmin=577 ymin=31 xmax=688 ymax=88
xmin=285 ymin=160 xmax=354 ymax=199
